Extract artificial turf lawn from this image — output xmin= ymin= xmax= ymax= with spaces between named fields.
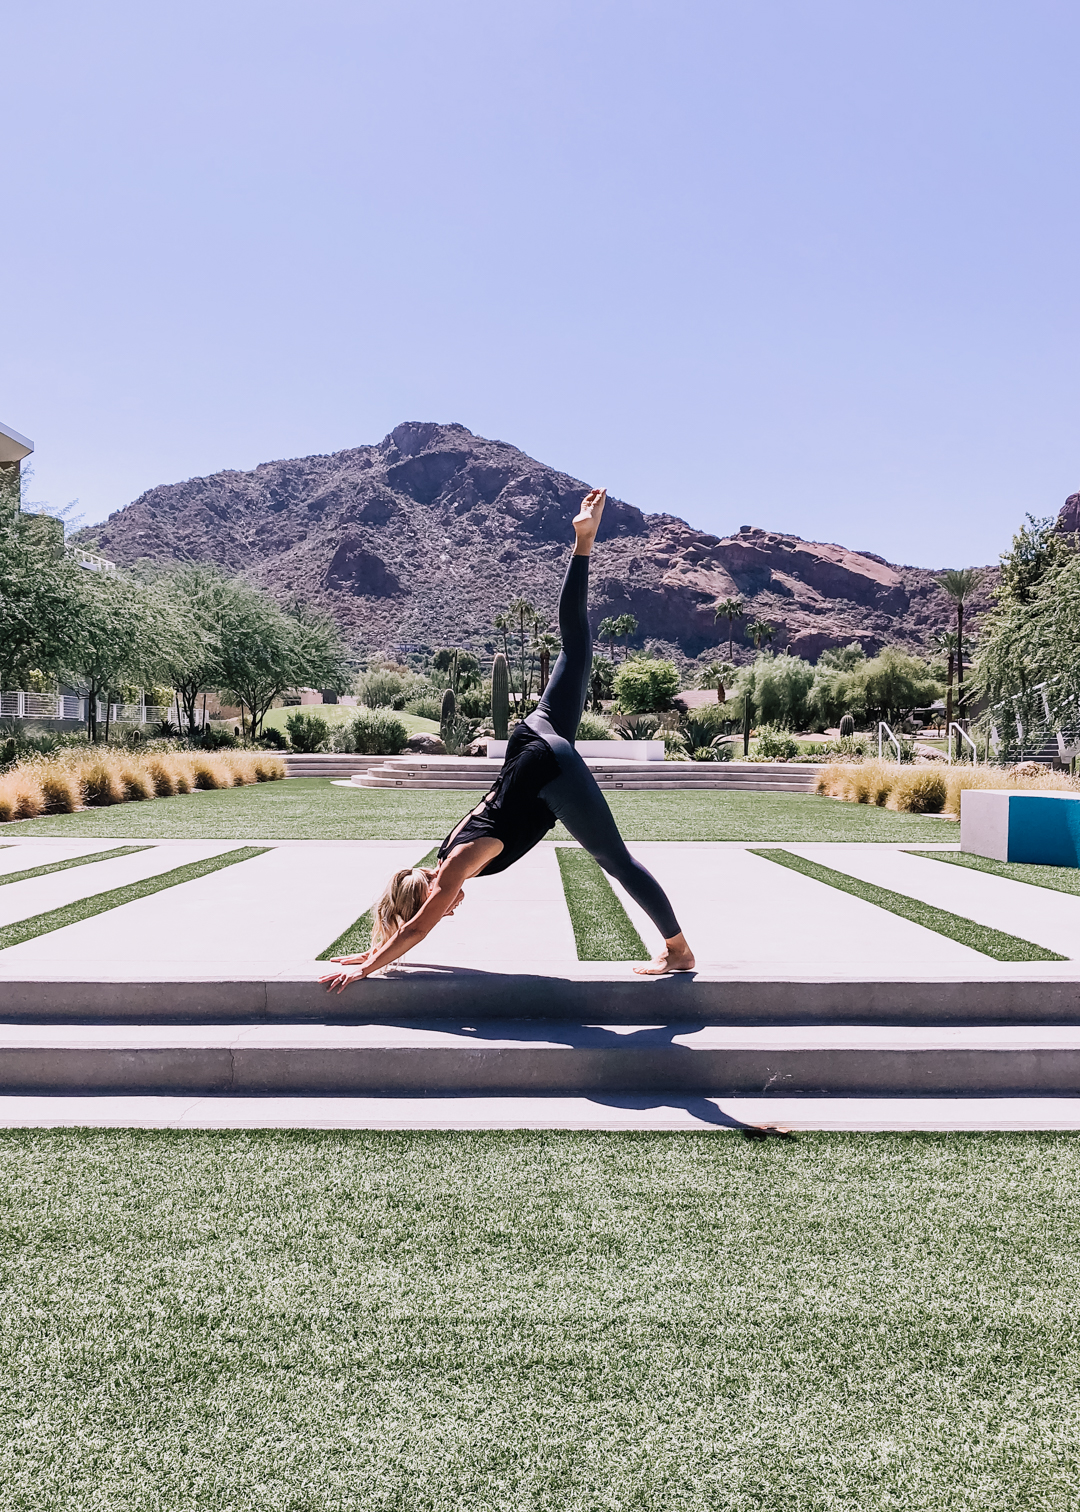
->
xmin=0 ymin=1129 xmax=1078 ymax=1511
xmin=0 ymin=847 xmax=268 ymax=952
xmin=5 ymin=779 xmax=960 ymax=843
xmin=752 ymin=849 xmax=1066 ymax=962
xmin=556 ymin=846 xmax=648 ymax=960
xmin=911 ymin=847 xmax=1080 ymax=896
xmin=0 ymin=844 xmax=150 ymax=888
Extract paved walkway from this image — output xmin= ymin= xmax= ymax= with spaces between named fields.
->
xmin=0 ymin=837 xmax=1067 ymax=976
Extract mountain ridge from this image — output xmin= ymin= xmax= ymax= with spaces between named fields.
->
xmin=76 ymin=421 xmax=998 ymax=663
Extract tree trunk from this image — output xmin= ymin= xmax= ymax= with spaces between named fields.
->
xmin=956 ymin=603 xmax=965 ymax=714
xmin=728 ymin=620 xmax=734 ymax=661
xmin=743 ymin=696 xmax=752 ymax=757
xmin=945 ymin=652 xmax=954 ymax=747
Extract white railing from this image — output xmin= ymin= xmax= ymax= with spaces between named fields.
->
xmin=948 ymin=722 xmax=979 ymax=765
xmin=0 ymin=692 xmax=85 ymax=720
xmin=0 ymin=694 xmax=168 ymax=724
xmin=68 ymin=546 xmax=115 ymax=572
xmin=877 ymin=721 xmax=902 ymax=761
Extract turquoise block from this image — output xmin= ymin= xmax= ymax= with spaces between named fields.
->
xmin=1007 ymin=794 xmax=1080 ymax=868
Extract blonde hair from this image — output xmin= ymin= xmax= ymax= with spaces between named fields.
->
xmin=371 ymin=867 xmax=433 ymax=948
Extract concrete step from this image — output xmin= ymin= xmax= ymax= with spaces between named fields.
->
xmin=354 ymin=776 xmax=817 ymax=791
xmin=5 ymin=970 xmax=1080 ymax=1025
xmin=0 ymin=1021 xmax=1077 ymax=1096
xmin=282 ymin=755 xmax=384 ymax=778
xmin=348 ymin=757 xmax=819 ymax=793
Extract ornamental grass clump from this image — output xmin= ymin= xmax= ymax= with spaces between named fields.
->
xmin=38 ymin=767 xmax=81 ymax=814
xmin=189 ymin=754 xmax=234 ymax=790
xmin=888 ymin=767 xmax=948 ymax=813
xmin=817 ymin=758 xmax=1080 ymax=815
xmin=144 ymin=756 xmax=178 ymax=797
xmin=80 ymin=755 xmax=125 ymax=806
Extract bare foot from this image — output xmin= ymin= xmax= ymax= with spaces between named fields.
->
xmin=572 ymin=488 xmax=606 ymax=554
xmin=633 ymin=939 xmax=696 ymax=975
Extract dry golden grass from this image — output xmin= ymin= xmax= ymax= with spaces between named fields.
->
xmin=818 ymin=759 xmax=1080 ymax=816
xmin=0 ymin=749 xmax=280 ymax=823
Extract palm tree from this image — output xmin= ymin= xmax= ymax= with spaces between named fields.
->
xmin=747 ymin=619 xmax=774 ymax=652
xmin=933 ymin=629 xmax=958 ymax=736
xmin=507 ymin=596 xmax=537 ymax=707
xmin=697 ymin=660 xmax=736 ymax=702
xmin=597 ymin=616 xmax=619 ymax=661
xmin=534 ymin=629 xmax=561 ymax=692
xmin=938 ymin=568 xmax=983 ymax=714
xmin=613 ymin=613 xmax=638 ymax=660
xmin=492 ymin=612 xmax=511 ymax=667
xmin=714 ymin=597 xmax=745 ymax=660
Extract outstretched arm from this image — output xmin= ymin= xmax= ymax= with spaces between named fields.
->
xmin=319 ymin=840 xmax=501 ymax=991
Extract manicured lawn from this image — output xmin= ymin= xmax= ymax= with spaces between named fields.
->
xmin=0 ymin=1129 xmax=1077 ymax=1510
xmin=256 ymin=705 xmax=440 ymax=737
xmin=7 ymin=779 xmax=959 ymax=842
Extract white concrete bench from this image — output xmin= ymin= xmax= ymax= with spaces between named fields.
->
xmin=962 ymin=788 xmax=1080 ymax=867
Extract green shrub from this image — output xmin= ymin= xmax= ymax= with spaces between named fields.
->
xmin=285 ymin=711 xmax=331 ymax=753
xmin=574 ymin=711 xmax=616 ymax=741
xmin=613 ymin=658 xmax=680 ymax=713
xmin=458 ymin=687 xmax=488 ymax=720
xmin=199 ymin=726 xmax=240 ymax=750
xmin=660 ymin=729 xmax=689 ymax=760
xmin=754 ymin=724 xmax=801 ymax=760
xmin=343 ymin=710 xmax=410 ymax=756
xmin=257 ymin=725 xmax=288 ymax=750
xmin=356 ymin=670 xmax=404 ymax=708
xmin=404 ymin=697 xmax=442 ymax=721
xmin=442 ymin=716 xmax=481 ymax=756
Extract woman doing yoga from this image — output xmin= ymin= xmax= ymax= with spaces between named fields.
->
xmin=320 ymin=490 xmax=695 ymax=992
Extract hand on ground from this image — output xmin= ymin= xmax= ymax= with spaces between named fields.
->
xmin=320 ymin=968 xmax=365 ymax=993
xmin=329 ymin=950 xmax=372 ymax=966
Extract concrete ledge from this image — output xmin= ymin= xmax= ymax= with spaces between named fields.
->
xmin=2 ymin=970 xmax=1080 ymax=1024
xmin=0 ymin=1023 xmax=1079 ymax=1096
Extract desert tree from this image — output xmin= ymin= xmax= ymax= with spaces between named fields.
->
xmin=63 ymin=569 xmax=175 ymax=741
xmin=218 ymin=588 xmax=349 ymax=737
xmin=714 ymin=597 xmax=745 ymax=660
xmin=597 ymin=616 xmax=619 ymax=661
xmin=937 ymin=568 xmax=984 ymax=713
xmin=697 ymin=660 xmax=735 ymax=703
xmin=613 ymin=613 xmax=638 ymax=659
xmin=747 ymin=618 xmax=775 ymax=652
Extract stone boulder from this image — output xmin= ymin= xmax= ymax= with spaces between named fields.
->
xmin=404 ymin=733 xmax=446 ymax=755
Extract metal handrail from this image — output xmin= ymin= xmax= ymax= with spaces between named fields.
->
xmin=948 ymin=722 xmax=978 ymax=765
xmin=878 ymin=721 xmax=902 ymax=761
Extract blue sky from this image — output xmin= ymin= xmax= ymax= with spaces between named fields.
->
xmin=4 ymin=0 xmax=1079 ymax=566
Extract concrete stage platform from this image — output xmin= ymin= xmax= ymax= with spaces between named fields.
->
xmin=0 ymin=837 xmax=1078 ymax=1119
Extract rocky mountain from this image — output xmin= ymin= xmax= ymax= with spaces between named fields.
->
xmin=78 ymin=421 xmax=998 ymax=663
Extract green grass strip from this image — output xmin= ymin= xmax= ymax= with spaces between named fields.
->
xmin=556 ymin=846 xmax=648 ymax=961
xmin=909 ymin=847 xmax=1080 ymax=897
xmin=750 ymin=848 xmax=1066 ymax=962
xmin=0 ymin=845 xmax=151 ymax=888
xmin=317 ymin=847 xmax=440 ymax=961
xmin=0 ymin=847 xmax=270 ymax=953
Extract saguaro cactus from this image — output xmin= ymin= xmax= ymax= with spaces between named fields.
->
xmin=440 ymin=687 xmax=457 ymax=740
xmin=491 ymin=653 xmax=510 ymax=740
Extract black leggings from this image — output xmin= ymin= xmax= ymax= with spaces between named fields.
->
xmin=526 ymin=553 xmax=682 ymax=941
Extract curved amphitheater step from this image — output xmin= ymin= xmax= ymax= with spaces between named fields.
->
xmin=347 ymin=757 xmax=820 ymax=793
xmin=281 ymin=754 xmax=386 ymax=779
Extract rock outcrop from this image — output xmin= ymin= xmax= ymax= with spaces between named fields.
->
xmin=76 ymin=421 xmax=996 ymax=661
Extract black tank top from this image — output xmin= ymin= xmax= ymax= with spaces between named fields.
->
xmin=437 ymin=723 xmax=559 ymax=875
